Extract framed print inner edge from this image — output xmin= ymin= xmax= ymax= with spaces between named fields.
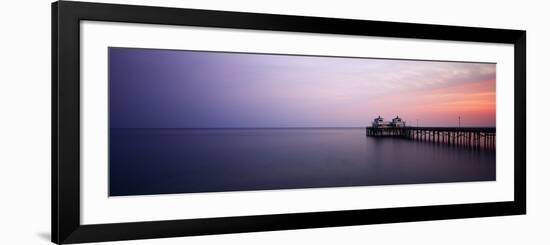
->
xmin=82 ymin=20 xmax=513 ymax=224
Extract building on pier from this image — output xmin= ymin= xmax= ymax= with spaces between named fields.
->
xmin=372 ymin=115 xmax=406 ymax=128
xmin=372 ymin=116 xmax=388 ymax=128
xmin=391 ymin=116 xmax=406 ymax=127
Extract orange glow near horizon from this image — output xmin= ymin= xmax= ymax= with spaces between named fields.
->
xmin=366 ymin=79 xmax=496 ymax=127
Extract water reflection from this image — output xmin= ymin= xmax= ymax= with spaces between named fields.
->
xmin=109 ymin=128 xmax=496 ymax=196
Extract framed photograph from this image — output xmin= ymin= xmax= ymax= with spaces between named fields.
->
xmin=52 ymin=1 xmax=526 ymax=244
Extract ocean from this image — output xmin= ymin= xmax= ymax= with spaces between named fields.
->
xmin=109 ymin=128 xmax=496 ymax=196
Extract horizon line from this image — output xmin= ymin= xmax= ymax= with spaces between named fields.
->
xmin=110 ymin=126 xmax=496 ymax=130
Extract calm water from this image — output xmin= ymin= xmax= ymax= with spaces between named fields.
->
xmin=109 ymin=128 xmax=496 ymax=196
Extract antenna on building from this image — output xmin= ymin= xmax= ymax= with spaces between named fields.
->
xmin=458 ymin=116 xmax=461 ymax=128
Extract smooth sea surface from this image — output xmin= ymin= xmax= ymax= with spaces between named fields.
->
xmin=109 ymin=128 xmax=496 ymax=196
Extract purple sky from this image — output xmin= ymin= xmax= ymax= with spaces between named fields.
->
xmin=109 ymin=47 xmax=496 ymax=128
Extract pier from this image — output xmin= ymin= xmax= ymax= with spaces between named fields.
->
xmin=366 ymin=126 xmax=496 ymax=150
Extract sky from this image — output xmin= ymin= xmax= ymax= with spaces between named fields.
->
xmin=109 ymin=47 xmax=496 ymax=128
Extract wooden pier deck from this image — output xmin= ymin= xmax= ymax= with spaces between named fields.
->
xmin=366 ymin=127 xmax=496 ymax=150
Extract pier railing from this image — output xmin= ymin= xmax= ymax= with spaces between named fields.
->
xmin=366 ymin=126 xmax=496 ymax=150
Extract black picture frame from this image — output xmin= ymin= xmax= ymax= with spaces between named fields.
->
xmin=52 ymin=1 xmax=526 ymax=244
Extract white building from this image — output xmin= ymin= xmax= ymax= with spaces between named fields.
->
xmin=372 ymin=116 xmax=390 ymax=128
xmin=372 ymin=115 xmax=406 ymax=128
xmin=390 ymin=116 xmax=406 ymax=127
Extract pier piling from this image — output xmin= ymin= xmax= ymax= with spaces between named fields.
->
xmin=366 ymin=126 xmax=495 ymax=150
